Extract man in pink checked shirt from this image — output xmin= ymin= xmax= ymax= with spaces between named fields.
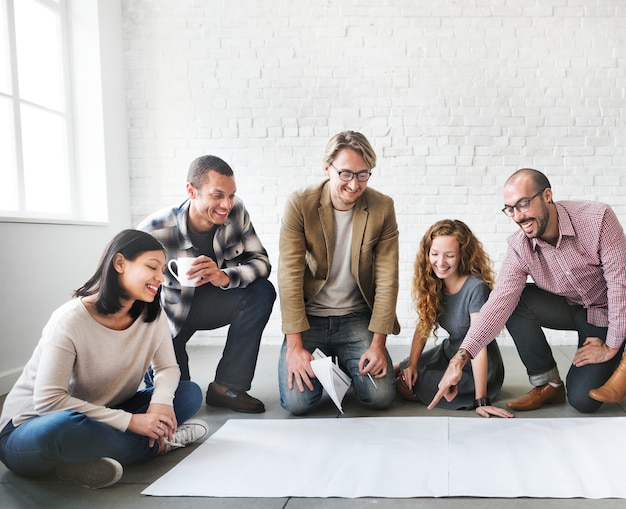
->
xmin=430 ymin=168 xmax=626 ymax=414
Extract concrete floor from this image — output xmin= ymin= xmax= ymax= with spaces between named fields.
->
xmin=1 ymin=343 xmax=625 ymax=509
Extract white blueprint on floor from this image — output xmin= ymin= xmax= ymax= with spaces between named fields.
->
xmin=142 ymin=417 xmax=626 ymax=499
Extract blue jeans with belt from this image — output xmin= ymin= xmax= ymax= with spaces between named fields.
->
xmin=278 ymin=312 xmax=395 ymax=415
xmin=505 ymin=283 xmax=624 ymax=413
xmin=0 ymin=380 xmax=202 ymax=476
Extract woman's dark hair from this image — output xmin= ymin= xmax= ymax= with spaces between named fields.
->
xmin=73 ymin=229 xmax=165 ymax=322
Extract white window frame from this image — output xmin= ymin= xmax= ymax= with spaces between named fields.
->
xmin=0 ymin=0 xmax=108 ymax=225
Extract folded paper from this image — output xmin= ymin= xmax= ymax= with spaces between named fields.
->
xmin=310 ymin=348 xmax=352 ymax=413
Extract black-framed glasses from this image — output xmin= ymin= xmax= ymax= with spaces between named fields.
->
xmin=501 ymin=190 xmax=545 ymax=217
xmin=330 ymin=163 xmax=372 ymax=182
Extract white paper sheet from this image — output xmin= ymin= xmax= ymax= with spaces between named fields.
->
xmin=143 ymin=417 xmax=449 ymax=498
xmin=143 ymin=416 xmax=626 ymax=499
xmin=448 ymin=417 xmax=626 ymax=499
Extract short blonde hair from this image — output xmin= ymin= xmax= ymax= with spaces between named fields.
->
xmin=322 ymin=131 xmax=377 ymax=170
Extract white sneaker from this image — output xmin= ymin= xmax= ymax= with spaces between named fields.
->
xmin=56 ymin=457 xmax=123 ymax=489
xmin=162 ymin=419 xmax=209 ymax=454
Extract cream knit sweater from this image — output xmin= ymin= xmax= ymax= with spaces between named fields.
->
xmin=0 ymin=299 xmax=179 ymax=433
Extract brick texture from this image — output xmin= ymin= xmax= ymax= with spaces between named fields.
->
xmin=122 ymin=0 xmax=626 ymax=347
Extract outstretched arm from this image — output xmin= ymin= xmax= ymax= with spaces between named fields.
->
xmin=470 ymin=347 xmax=513 ymax=418
xmin=428 ymin=348 xmax=469 ymax=409
xmin=467 ymin=310 xmax=514 ymax=418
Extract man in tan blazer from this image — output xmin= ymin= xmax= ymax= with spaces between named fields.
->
xmin=278 ymin=131 xmax=400 ymax=415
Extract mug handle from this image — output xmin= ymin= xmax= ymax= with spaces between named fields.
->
xmin=167 ymin=259 xmax=183 ymax=284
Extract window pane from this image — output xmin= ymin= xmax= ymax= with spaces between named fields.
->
xmin=0 ymin=0 xmax=11 ymax=94
xmin=21 ymin=103 xmax=70 ymax=214
xmin=14 ymin=0 xmax=63 ymax=110
xmin=0 ymin=95 xmax=18 ymax=210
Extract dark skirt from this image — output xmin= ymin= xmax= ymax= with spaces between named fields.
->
xmin=400 ymin=338 xmax=505 ymax=410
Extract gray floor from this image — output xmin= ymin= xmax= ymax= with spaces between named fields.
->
xmin=1 ymin=344 xmax=625 ymax=508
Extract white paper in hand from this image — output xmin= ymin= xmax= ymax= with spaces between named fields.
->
xmin=310 ymin=348 xmax=352 ymax=413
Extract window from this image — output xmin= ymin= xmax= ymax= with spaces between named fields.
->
xmin=0 ymin=0 xmax=108 ymax=223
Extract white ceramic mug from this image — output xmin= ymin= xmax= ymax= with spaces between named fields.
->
xmin=167 ymin=257 xmax=201 ymax=287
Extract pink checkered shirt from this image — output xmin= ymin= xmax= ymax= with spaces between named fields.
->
xmin=461 ymin=200 xmax=626 ymax=358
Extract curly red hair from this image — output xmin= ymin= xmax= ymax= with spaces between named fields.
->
xmin=412 ymin=219 xmax=495 ymax=340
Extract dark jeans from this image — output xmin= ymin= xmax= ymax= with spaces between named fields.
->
xmin=173 ymin=278 xmax=275 ymax=392
xmin=506 ymin=283 xmax=623 ymax=413
xmin=0 ymin=381 xmax=202 ymax=476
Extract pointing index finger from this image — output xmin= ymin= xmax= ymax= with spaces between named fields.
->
xmin=428 ymin=386 xmax=447 ymax=409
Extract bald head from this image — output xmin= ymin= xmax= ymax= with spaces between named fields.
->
xmin=505 ymin=168 xmax=551 ymax=192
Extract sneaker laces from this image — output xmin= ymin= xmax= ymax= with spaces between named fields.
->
xmin=163 ymin=419 xmax=208 ymax=454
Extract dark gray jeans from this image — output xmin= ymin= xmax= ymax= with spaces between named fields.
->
xmin=505 ymin=284 xmax=623 ymax=413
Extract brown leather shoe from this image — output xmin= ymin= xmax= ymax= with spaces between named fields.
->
xmin=589 ymin=354 xmax=626 ymax=403
xmin=395 ymin=374 xmax=418 ymax=402
xmin=506 ymin=383 xmax=566 ymax=411
xmin=205 ymin=382 xmax=265 ymax=413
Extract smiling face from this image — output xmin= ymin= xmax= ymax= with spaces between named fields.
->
xmin=503 ymin=175 xmax=552 ymax=240
xmin=115 ymin=250 xmax=166 ymax=303
xmin=323 ymin=148 xmax=370 ymax=211
xmin=429 ymin=235 xmax=461 ymax=282
xmin=187 ymin=170 xmax=236 ymax=232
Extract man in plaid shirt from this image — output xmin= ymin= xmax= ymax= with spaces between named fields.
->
xmin=430 ymin=168 xmax=626 ymax=414
xmin=139 ymin=155 xmax=276 ymax=413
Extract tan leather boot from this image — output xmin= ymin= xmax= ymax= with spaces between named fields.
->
xmin=589 ymin=354 xmax=626 ymax=403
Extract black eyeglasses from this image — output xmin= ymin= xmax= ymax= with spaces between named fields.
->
xmin=501 ymin=190 xmax=545 ymax=217
xmin=330 ymin=163 xmax=372 ymax=182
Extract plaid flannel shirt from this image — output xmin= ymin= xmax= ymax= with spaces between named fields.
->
xmin=138 ymin=198 xmax=271 ymax=337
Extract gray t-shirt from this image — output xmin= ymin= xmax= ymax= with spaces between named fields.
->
xmin=306 ymin=208 xmax=367 ymax=317
xmin=439 ymin=274 xmax=491 ymax=355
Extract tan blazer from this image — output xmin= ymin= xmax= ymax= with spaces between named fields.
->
xmin=278 ymin=179 xmax=400 ymax=336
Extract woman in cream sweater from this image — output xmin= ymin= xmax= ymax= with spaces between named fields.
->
xmin=0 ymin=230 xmax=207 ymax=488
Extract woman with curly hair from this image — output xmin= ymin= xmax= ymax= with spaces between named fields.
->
xmin=396 ymin=219 xmax=511 ymax=418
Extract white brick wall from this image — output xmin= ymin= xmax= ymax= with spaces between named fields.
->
xmin=122 ymin=0 xmax=626 ymax=348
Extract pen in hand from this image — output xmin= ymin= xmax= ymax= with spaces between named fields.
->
xmin=363 ymin=360 xmax=378 ymax=388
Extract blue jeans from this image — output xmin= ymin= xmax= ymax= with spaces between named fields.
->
xmin=506 ymin=284 xmax=624 ymax=413
xmin=170 ymin=279 xmax=276 ymax=391
xmin=278 ymin=312 xmax=395 ymax=415
xmin=0 ymin=381 xmax=202 ymax=476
